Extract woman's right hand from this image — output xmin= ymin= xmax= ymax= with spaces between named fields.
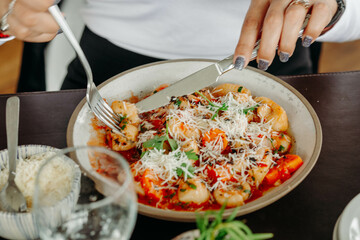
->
xmin=0 ymin=0 xmax=59 ymax=42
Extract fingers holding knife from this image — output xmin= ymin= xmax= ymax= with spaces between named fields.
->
xmin=233 ymin=0 xmax=339 ymax=72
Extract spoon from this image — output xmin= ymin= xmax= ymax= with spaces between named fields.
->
xmin=0 ymin=96 xmax=27 ymax=212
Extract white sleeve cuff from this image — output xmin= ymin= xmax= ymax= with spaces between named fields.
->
xmin=317 ymin=0 xmax=360 ymax=42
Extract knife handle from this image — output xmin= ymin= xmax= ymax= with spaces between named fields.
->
xmin=217 ymin=42 xmax=259 ymax=75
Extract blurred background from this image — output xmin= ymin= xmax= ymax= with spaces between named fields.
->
xmin=1 ymin=0 xmax=360 ymax=95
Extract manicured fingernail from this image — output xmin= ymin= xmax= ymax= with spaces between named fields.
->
xmin=234 ymin=56 xmax=245 ymax=70
xmin=302 ymin=36 xmax=313 ymax=48
xmin=279 ymin=52 xmax=290 ymax=63
xmin=258 ymin=59 xmax=269 ymax=71
xmin=53 ymin=0 xmax=61 ymax=5
xmin=56 ymin=28 xmax=63 ymax=35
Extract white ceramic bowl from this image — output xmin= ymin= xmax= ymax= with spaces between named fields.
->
xmin=0 ymin=145 xmax=81 ymax=239
xmin=333 ymin=193 xmax=360 ymax=240
xmin=67 ymin=60 xmax=322 ymax=222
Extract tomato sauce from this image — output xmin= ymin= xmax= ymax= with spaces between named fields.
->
xmin=137 ymin=194 xmax=222 ymax=211
xmin=118 ymin=148 xmax=140 ymax=165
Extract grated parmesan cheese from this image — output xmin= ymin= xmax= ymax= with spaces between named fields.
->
xmin=135 ymin=148 xmax=194 ymax=184
xmin=0 ymin=152 xmax=75 ymax=210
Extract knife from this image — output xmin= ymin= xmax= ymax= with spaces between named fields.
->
xmin=135 ymin=54 xmax=242 ymax=113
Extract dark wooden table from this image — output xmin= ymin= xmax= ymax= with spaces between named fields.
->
xmin=0 ymin=71 xmax=359 ymax=240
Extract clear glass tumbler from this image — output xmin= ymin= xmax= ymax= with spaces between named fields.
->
xmin=32 ymin=146 xmax=137 ymax=240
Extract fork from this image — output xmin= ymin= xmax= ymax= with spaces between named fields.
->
xmin=0 ymin=96 xmax=27 ymax=212
xmin=48 ymin=5 xmax=125 ymax=135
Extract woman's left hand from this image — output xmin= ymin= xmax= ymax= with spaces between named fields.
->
xmin=233 ymin=0 xmax=338 ymax=71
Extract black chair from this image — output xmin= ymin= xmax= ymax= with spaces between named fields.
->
xmin=17 ymin=42 xmax=48 ymax=92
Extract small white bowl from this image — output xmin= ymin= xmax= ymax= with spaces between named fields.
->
xmin=0 ymin=36 xmax=15 ymax=46
xmin=0 ymin=145 xmax=81 ymax=240
xmin=335 ymin=193 xmax=360 ymax=240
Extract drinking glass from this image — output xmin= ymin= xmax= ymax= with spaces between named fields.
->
xmin=32 ymin=146 xmax=137 ymax=240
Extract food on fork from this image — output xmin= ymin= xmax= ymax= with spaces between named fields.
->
xmin=89 ymin=83 xmax=303 ymax=211
xmin=0 ymin=33 xmax=10 ymax=38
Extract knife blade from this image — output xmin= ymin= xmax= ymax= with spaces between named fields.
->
xmin=135 ymin=55 xmax=235 ymax=113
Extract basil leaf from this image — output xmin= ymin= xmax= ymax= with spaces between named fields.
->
xmin=176 ymin=168 xmax=183 ymax=177
xmin=187 ymin=165 xmax=195 ymax=176
xmin=185 ymin=150 xmax=198 ymax=160
xmin=143 ymin=135 xmax=166 ymax=150
xmin=168 ymin=138 xmax=178 ymax=151
xmin=176 ymin=163 xmax=195 ymax=179
xmin=140 ymin=151 xmax=148 ymax=158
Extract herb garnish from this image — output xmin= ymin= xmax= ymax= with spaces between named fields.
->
xmin=196 ymin=91 xmax=229 ymax=120
xmin=164 ymin=192 xmax=176 ymax=199
xmin=140 ymin=123 xmax=146 ymax=133
xmin=140 ymin=151 xmax=148 ymax=158
xmin=176 ymin=163 xmax=195 ymax=178
xmin=174 ymin=150 xmax=198 ymax=178
xmin=141 ymin=125 xmax=199 ymax=178
xmin=273 ymin=145 xmax=285 ymax=154
xmin=185 ymin=149 xmax=199 ymax=160
xmin=195 ymin=203 xmax=273 ymax=240
xmin=269 ymin=138 xmax=276 ymax=151
xmin=118 ymin=114 xmax=128 ymax=130
xmin=175 ymin=99 xmax=182 ymax=107
xmin=236 ymin=185 xmax=244 ymax=190
xmin=186 ymin=181 xmax=197 ymax=189
xmin=242 ymin=105 xmax=259 ymax=115
xmin=237 ymin=86 xmax=243 ymax=92
xmin=142 ymin=123 xmax=178 ymax=151
xmin=271 ymin=140 xmax=285 ymax=154
xmin=277 ymin=145 xmax=285 ymax=153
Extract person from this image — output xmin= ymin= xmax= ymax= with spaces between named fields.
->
xmin=1 ymin=0 xmax=359 ymax=90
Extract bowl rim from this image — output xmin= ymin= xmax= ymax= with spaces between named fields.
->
xmin=66 ymin=59 xmax=322 ymax=222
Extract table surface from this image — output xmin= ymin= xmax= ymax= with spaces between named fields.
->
xmin=0 ymin=71 xmax=359 ymax=240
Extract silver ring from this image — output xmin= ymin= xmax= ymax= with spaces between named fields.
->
xmin=0 ymin=0 xmax=17 ymax=32
xmin=289 ymin=0 xmax=311 ymax=10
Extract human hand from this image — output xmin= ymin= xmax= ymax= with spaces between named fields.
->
xmin=233 ymin=0 xmax=338 ymax=71
xmin=0 ymin=0 xmax=60 ymax=42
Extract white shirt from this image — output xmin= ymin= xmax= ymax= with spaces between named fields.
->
xmin=82 ymin=0 xmax=360 ymax=60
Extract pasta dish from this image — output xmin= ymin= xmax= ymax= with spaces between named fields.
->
xmin=89 ymin=83 xmax=303 ymax=211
